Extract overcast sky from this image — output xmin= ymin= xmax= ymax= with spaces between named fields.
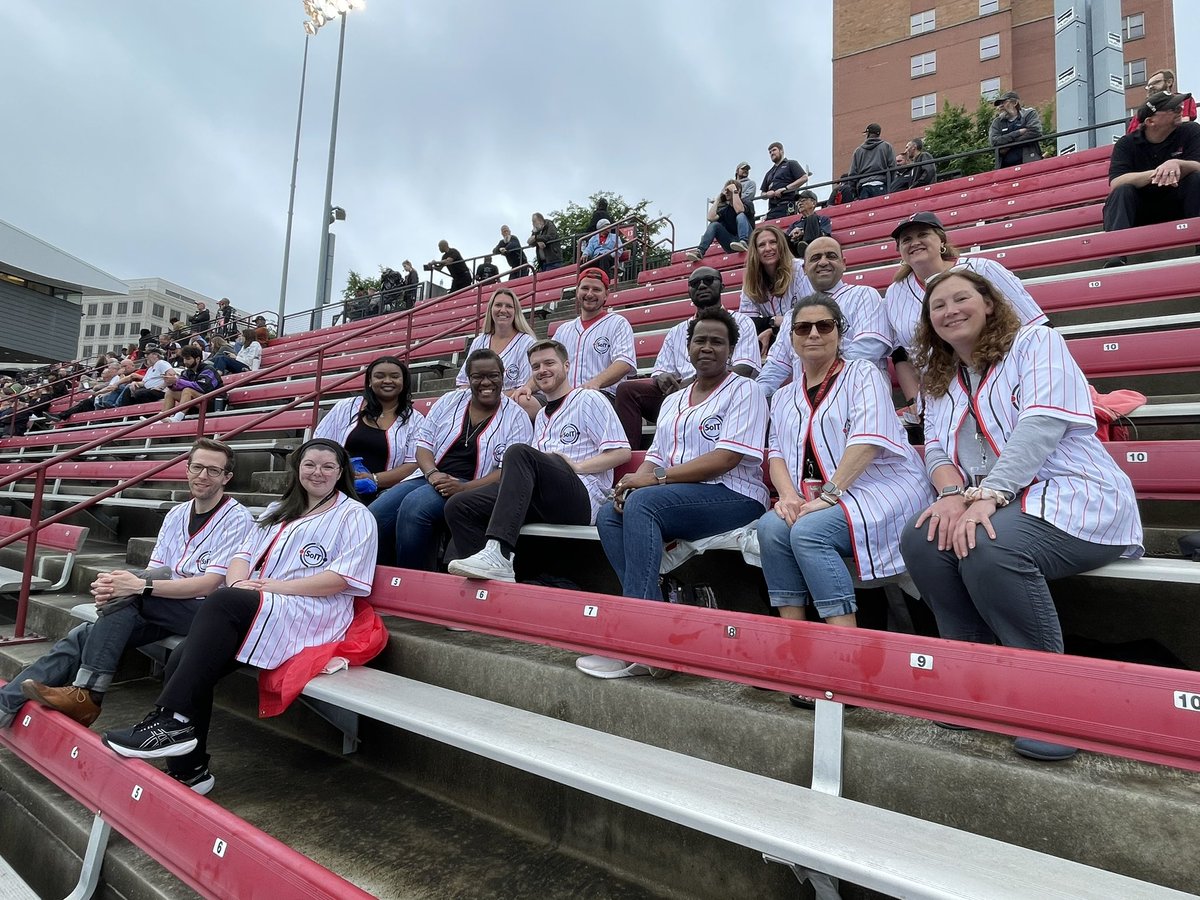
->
xmin=1 ymin=2 xmax=1194 ymax=326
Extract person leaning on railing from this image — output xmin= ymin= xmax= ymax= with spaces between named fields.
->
xmin=899 ymin=268 xmax=1143 ymax=763
xmin=528 ymin=212 xmax=563 ymax=272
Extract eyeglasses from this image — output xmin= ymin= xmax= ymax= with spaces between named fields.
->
xmin=468 ymin=371 xmax=503 ymax=383
xmin=299 ymin=462 xmax=341 ymax=475
xmin=689 ymin=276 xmax=718 ymax=288
xmin=792 ymin=319 xmax=838 ymax=336
xmin=187 ymin=463 xmax=228 ymax=478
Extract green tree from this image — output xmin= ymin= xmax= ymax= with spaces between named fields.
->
xmin=1038 ymin=101 xmax=1057 ymax=160
xmin=921 ymin=99 xmax=994 ymax=179
xmin=342 ymin=267 xmax=382 ymax=302
xmin=548 ymin=191 xmax=666 ymax=268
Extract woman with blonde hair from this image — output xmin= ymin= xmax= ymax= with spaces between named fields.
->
xmin=455 ymin=287 xmax=539 ymax=417
xmin=738 ymin=224 xmax=813 ymax=355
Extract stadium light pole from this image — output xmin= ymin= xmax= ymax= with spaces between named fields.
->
xmin=276 ymin=32 xmax=310 ymax=336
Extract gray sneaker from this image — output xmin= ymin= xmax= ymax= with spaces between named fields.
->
xmin=447 ymin=540 xmax=515 ymax=582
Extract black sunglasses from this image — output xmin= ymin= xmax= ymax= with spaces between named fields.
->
xmin=689 ymin=275 xmax=718 ymax=288
xmin=792 ymin=319 xmax=838 ymax=336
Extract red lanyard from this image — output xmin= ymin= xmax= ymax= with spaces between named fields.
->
xmin=806 ymin=359 xmax=844 ymax=409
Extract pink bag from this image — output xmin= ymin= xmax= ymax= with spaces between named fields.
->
xmin=1090 ymin=386 xmax=1146 ymax=442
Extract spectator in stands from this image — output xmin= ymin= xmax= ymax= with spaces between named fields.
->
xmin=900 ymin=269 xmax=1143 ymax=761
xmin=445 ymin=339 xmax=631 ymax=581
xmin=848 ymin=124 xmax=895 ymax=200
xmin=493 ymin=225 xmax=528 ymax=280
xmin=253 ymin=316 xmax=274 ymax=345
xmin=1127 ymin=69 xmax=1196 ymax=132
xmin=614 ymin=266 xmax=761 ymax=449
xmin=758 ymin=295 xmax=930 ymax=633
xmin=4 ymin=441 xmax=253 ymax=782
xmin=783 ymin=190 xmax=832 ymax=260
xmin=1102 ymin=91 xmax=1200 ymax=266
xmin=761 ymin=142 xmax=809 ymax=220
xmin=428 ymin=240 xmax=473 ymax=293
xmin=137 ymin=328 xmax=156 ymax=354
xmin=316 ymin=356 xmax=423 ymax=503
xmin=733 ymin=162 xmax=756 ymax=234
xmin=474 ymin=255 xmax=500 ymax=284
xmin=104 ymin=439 xmax=376 ymax=786
xmin=215 ymin=297 xmax=237 ymax=338
xmin=739 ymin=224 xmax=813 ymax=355
xmin=588 ymin=198 xmax=612 ymax=232
xmin=455 ymin=288 xmax=540 ymax=418
xmin=370 ymin=349 xmax=533 ymax=569
xmin=161 ymin=345 xmax=221 ymax=422
xmin=885 ymin=211 xmax=1048 ymax=411
xmin=211 ymin=328 xmax=262 ymax=375
xmin=989 ymin=92 xmax=1043 ymax=169
xmin=580 ymin=306 xmax=768 ymax=679
xmin=579 ymin=220 xmax=622 ymax=280
xmin=401 ymin=260 xmax=420 ymax=308
xmin=685 ymin=179 xmax=750 ymax=261
xmin=889 ymin=138 xmax=936 ymax=192
xmin=550 ymin=268 xmax=636 ymax=402
xmin=117 ymin=347 xmax=170 ymax=406
xmin=757 ymin=237 xmax=893 ymax=399
xmin=56 ymin=363 xmax=121 ymax=421
xmin=168 ymin=317 xmax=186 ymax=341
xmin=187 ymin=301 xmax=212 ymax=338
xmin=529 ymin=213 xmax=563 ymax=272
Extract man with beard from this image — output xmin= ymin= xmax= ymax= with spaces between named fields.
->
xmin=549 ymin=268 xmax=636 ymax=402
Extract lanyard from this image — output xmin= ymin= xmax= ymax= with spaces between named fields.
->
xmin=802 ymin=359 xmax=844 ymax=479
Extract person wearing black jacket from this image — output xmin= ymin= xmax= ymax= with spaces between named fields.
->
xmin=187 ymin=302 xmax=212 ymax=338
xmin=529 ymin=213 xmax=563 ymax=271
xmin=890 ymin=138 xmax=937 ymax=192
xmin=761 ymin=141 xmax=809 ymax=220
xmin=162 ymin=345 xmax=221 ymax=422
xmin=474 ymin=256 xmax=501 ymax=283
xmin=492 ymin=225 xmax=528 ymax=280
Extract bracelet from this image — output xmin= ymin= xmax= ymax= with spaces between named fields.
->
xmin=964 ymin=486 xmax=1010 ymax=507
xmin=818 ymin=492 xmax=839 ymax=506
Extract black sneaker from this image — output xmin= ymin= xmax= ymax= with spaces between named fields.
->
xmin=169 ymin=764 xmax=215 ymax=795
xmin=103 ymin=708 xmax=197 ymax=759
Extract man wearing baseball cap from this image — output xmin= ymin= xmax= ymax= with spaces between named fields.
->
xmin=848 ymin=124 xmax=895 ymax=200
xmin=989 ymin=91 xmax=1044 ymax=169
xmin=1103 ymin=91 xmax=1200 ymax=266
xmin=733 ymin=162 xmax=757 ymax=234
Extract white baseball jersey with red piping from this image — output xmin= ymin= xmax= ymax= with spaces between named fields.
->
xmin=555 ymin=312 xmax=636 ymax=396
xmin=533 ymin=387 xmax=630 ymax=521
xmin=315 ymin=396 xmax=425 ymax=470
xmin=148 ymin=496 xmax=255 ymax=586
xmin=416 ymin=392 xmax=534 ymax=480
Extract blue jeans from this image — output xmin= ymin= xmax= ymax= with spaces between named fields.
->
xmin=596 ymin=483 xmax=765 ymax=600
xmin=757 ymin=506 xmax=856 ymax=619
xmin=697 ymin=221 xmax=738 ymax=256
xmin=212 ymin=356 xmax=249 ymax=375
xmin=368 ymin=478 xmax=452 ymax=569
xmin=736 ymin=212 xmax=752 ymax=241
xmin=0 ymin=595 xmax=202 ymax=718
xmin=95 ymin=392 xmax=120 ymax=410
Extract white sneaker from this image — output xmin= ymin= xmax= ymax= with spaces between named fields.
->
xmin=447 ymin=540 xmax=515 ymax=582
xmin=575 ymin=655 xmax=651 ymax=679
xmin=730 ymin=241 xmax=748 ymax=253
xmin=684 ymin=250 xmax=702 ymax=262
xmin=168 ymin=412 xmax=185 ymax=423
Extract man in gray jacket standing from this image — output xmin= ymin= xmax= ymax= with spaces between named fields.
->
xmin=990 ymin=91 xmax=1044 ymax=168
xmin=848 ymin=124 xmax=895 ymax=199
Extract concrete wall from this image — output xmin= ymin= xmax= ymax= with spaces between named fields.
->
xmin=0 ymin=281 xmax=81 ymax=364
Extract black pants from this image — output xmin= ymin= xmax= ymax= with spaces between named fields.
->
xmin=444 ymin=444 xmax=592 ymax=557
xmin=157 ymin=587 xmax=258 ymax=773
xmin=1103 ymin=176 xmax=1200 ymax=232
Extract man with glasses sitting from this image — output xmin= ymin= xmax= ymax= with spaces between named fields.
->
xmin=1 ymin=441 xmax=254 ymax=749
xmin=613 ymin=266 xmax=762 ymax=449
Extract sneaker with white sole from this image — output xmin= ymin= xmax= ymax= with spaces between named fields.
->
xmin=447 ymin=540 xmax=516 ymax=582
xmin=103 ymin=708 xmax=197 ymax=759
xmin=169 ymin=764 xmax=215 ymax=795
xmin=168 ymin=411 xmax=186 ymax=423
xmin=575 ymin=655 xmax=651 ymax=679
xmin=730 ymin=241 xmax=748 ymax=253
xmin=684 ymin=250 xmax=702 ymax=262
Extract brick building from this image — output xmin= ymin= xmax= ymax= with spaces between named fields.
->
xmin=831 ymin=0 xmax=1177 ymax=176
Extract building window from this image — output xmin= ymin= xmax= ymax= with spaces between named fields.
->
xmin=101 ymin=302 xmax=113 ymax=316
xmin=1124 ymin=58 xmax=1147 ymax=86
xmin=117 ymin=301 xmax=128 ymax=315
xmin=82 ymin=345 xmax=93 ymax=358
xmin=980 ymin=34 xmax=1000 ymax=60
xmin=86 ymin=303 xmax=98 ymax=316
xmin=981 ymin=77 xmax=1002 ymax=100
xmin=99 ymin=324 xmax=110 ymax=337
xmin=980 ymin=0 xmax=999 ymax=13
xmin=171 ymin=309 xmax=183 ymax=322
xmin=129 ymin=322 xmax=140 ymax=335
xmin=84 ymin=325 xmax=96 ymax=337
xmin=1122 ymin=13 xmax=1144 ymax=41
xmin=115 ymin=323 xmax=126 ymax=336
xmin=152 ymin=303 xmax=165 ymax=318
xmin=912 ymin=93 xmax=938 ymax=119
xmin=910 ymin=9 xmax=935 ymax=35
xmin=910 ymin=51 xmax=937 ymax=78
xmin=132 ymin=301 xmax=143 ymax=314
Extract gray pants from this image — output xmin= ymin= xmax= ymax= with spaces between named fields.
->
xmin=899 ymin=504 xmax=1125 ymax=653
xmin=0 ymin=592 xmax=203 ymax=721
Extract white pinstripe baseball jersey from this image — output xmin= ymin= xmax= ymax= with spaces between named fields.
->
xmin=554 ymin=312 xmax=637 ymax=396
xmin=416 ymin=391 xmax=534 ymax=480
xmin=738 ymin=260 xmax=814 ymax=319
xmin=647 ymin=373 xmax=769 ymax=506
xmin=885 ymin=257 xmax=1049 ymax=356
xmin=769 ymin=359 xmax=933 ymax=580
xmin=454 ymin=331 xmax=536 ymax=391
xmin=653 ymin=310 xmax=763 ymax=378
xmin=314 ymin=396 xmax=425 ymax=471
xmin=924 ymin=326 xmax=1143 ymax=554
xmin=533 ymin=388 xmax=631 ymax=520
xmin=148 ymin=495 xmax=255 ymax=587
xmin=234 ymin=493 xmax=379 ymax=669
xmin=757 ymin=280 xmax=894 ymax=396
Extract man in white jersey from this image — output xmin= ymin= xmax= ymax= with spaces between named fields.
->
xmin=550 ymin=268 xmax=636 ymax=400
xmin=446 ymin=339 xmax=631 ymax=581
xmin=2 ymin=440 xmax=253 ymax=744
xmin=613 ymin=266 xmax=761 ymax=448
xmin=757 ymin=236 xmax=894 ymax=398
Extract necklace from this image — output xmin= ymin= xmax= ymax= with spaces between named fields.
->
xmin=462 ymin=409 xmax=492 ymax=447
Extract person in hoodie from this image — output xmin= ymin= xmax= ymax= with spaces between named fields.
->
xmin=161 ymin=345 xmax=221 ymax=422
xmin=848 ymin=124 xmax=895 ymax=200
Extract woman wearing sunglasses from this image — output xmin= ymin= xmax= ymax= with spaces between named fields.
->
xmin=900 ymin=269 xmax=1142 ymax=761
xmin=103 ymin=438 xmax=378 ymax=787
xmin=886 ymin=211 xmax=1048 ymax=409
xmin=738 ymin=224 xmax=813 ymax=356
xmin=757 ymin=295 xmax=930 ymax=631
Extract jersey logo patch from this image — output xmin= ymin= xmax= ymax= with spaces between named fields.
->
xmin=506 ymin=363 xmax=520 ymax=383
xmin=493 ymin=442 xmax=507 ymax=463
xmin=843 ymin=418 xmax=852 ymax=435
xmin=559 ymin=424 xmax=580 ymax=445
xmin=299 ymin=543 xmax=329 ymax=568
xmin=593 ymin=336 xmax=612 ymax=355
xmin=699 ymin=415 xmax=723 ymax=441
xmin=1011 ymin=385 xmax=1021 ymax=409
xmin=196 ymin=550 xmax=212 ymax=570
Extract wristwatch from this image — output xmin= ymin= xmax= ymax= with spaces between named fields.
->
xmin=938 ymin=484 xmax=965 ymax=498
xmin=423 ymin=468 xmax=439 ymax=482
xmin=654 ymin=466 xmax=668 ymax=484
xmin=820 ymin=481 xmax=843 ymax=500
xmin=142 ymin=578 xmax=155 ymax=598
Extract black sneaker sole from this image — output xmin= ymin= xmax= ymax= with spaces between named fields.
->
xmin=103 ymin=736 xmax=198 ymax=759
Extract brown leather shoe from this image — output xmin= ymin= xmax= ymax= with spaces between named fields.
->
xmin=20 ymin=680 xmax=101 ymax=727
